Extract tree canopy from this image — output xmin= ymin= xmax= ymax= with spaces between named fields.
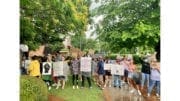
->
xmin=90 ymin=0 xmax=160 ymax=54
xmin=20 ymin=0 xmax=90 ymax=51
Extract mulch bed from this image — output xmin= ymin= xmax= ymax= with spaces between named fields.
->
xmin=48 ymin=94 xmax=64 ymax=101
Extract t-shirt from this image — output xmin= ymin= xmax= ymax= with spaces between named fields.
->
xmin=141 ymin=62 xmax=151 ymax=74
xmin=97 ymin=61 xmax=105 ymax=75
xmin=150 ymin=68 xmax=160 ymax=81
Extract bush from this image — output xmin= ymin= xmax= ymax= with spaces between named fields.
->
xmin=20 ymin=75 xmax=48 ymax=101
xmin=105 ymin=54 xmax=117 ymax=60
xmin=133 ymin=54 xmax=141 ymax=64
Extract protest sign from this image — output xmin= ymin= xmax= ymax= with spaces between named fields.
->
xmin=42 ymin=62 xmax=52 ymax=75
xmin=80 ymin=57 xmax=92 ymax=72
xmin=104 ymin=64 xmax=112 ymax=70
xmin=111 ymin=64 xmax=124 ymax=75
xmin=53 ymin=61 xmax=64 ymax=76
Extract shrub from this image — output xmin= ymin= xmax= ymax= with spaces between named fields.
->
xmin=133 ymin=54 xmax=141 ymax=64
xmin=20 ymin=75 xmax=48 ymax=101
xmin=105 ymin=54 xmax=117 ymax=60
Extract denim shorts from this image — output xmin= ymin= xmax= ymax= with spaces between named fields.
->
xmin=128 ymin=72 xmax=133 ymax=79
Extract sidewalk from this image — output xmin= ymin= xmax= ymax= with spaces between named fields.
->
xmin=103 ymin=83 xmax=160 ymax=101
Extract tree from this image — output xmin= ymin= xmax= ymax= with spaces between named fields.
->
xmin=91 ymin=0 xmax=160 ymax=54
xmin=20 ymin=0 xmax=90 ymax=51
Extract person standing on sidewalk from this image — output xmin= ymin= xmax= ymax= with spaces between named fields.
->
xmin=140 ymin=57 xmax=151 ymax=91
xmin=97 ymin=56 xmax=105 ymax=89
xmin=147 ymin=59 xmax=160 ymax=97
xmin=128 ymin=59 xmax=142 ymax=95
xmin=104 ymin=58 xmax=112 ymax=88
xmin=113 ymin=56 xmax=122 ymax=88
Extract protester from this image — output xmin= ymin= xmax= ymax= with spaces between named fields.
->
xmin=128 ymin=59 xmax=142 ymax=95
xmin=41 ymin=54 xmax=53 ymax=90
xmin=141 ymin=57 xmax=151 ymax=90
xmin=148 ymin=59 xmax=160 ymax=97
xmin=104 ymin=58 xmax=112 ymax=88
xmin=71 ymin=56 xmax=80 ymax=89
xmin=56 ymin=56 xmax=69 ymax=89
xmin=113 ymin=56 xmax=122 ymax=88
xmin=20 ymin=56 xmax=27 ymax=75
xmin=97 ymin=56 xmax=105 ymax=89
xmin=81 ymin=55 xmax=92 ymax=89
xmin=27 ymin=55 xmax=41 ymax=78
xmin=91 ymin=58 xmax=98 ymax=85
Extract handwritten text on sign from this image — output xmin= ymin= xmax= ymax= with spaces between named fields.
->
xmin=80 ymin=57 xmax=92 ymax=72
xmin=53 ymin=61 xmax=64 ymax=76
xmin=104 ymin=64 xmax=112 ymax=70
xmin=111 ymin=64 xmax=124 ymax=75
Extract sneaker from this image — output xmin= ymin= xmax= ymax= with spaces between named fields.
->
xmin=90 ymin=87 xmax=92 ymax=89
xmin=147 ymin=93 xmax=150 ymax=97
xmin=156 ymin=93 xmax=160 ymax=97
xmin=101 ymin=87 xmax=104 ymax=90
xmin=52 ymin=83 xmax=57 ymax=86
xmin=48 ymin=86 xmax=51 ymax=90
xmin=76 ymin=85 xmax=79 ymax=89
xmin=138 ymin=90 xmax=142 ymax=95
xmin=130 ymin=89 xmax=135 ymax=93
xmin=56 ymin=86 xmax=59 ymax=89
xmin=73 ymin=86 xmax=75 ymax=89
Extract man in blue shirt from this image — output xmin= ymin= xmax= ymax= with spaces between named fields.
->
xmin=97 ymin=56 xmax=105 ymax=89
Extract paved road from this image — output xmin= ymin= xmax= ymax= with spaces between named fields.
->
xmin=103 ymin=83 xmax=160 ymax=101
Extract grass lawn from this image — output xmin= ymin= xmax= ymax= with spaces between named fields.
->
xmin=49 ymin=76 xmax=104 ymax=101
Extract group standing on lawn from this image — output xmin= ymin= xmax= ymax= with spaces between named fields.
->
xmin=20 ymin=52 xmax=160 ymax=98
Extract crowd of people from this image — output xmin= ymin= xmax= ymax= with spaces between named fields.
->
xmin=20 ymin=52 xmax=160 ymax=98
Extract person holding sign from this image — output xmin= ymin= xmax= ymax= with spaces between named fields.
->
xmin=104 ymin=58 xmax=112 ymax=88
xmin=55 ymin=56 xmax=69 ymax=89
xmin=80 ymin=55 xmax=92 ymax=89
xmin=71 ymin=56 xmax=80 ymax=89
xmin=112 ymin=56 xmax=123 ymax=88
xmin=41 ymin=54 xmax=53 ymax=90
xmin=97 ymin=56 xmax=105 ymax=89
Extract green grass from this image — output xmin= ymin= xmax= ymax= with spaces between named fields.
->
xmin=49 ymin=76 xmax=104 ymax=101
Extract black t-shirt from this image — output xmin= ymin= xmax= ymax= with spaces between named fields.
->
xmin=141 ymin=62 xmax=151 ymax=74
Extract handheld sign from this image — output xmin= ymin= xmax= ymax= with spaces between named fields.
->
xmin=53 ymin=61 xmax=64 ymax=76
xmin=80 ymin=57 xmax=92 ymax=72
xmin=111 ymin=64 xmax=124 ymax=75
xmin=104 ymin=64 xmax=112 ymax=70
xmin=42 ymin=62 xmax=52 ymax=75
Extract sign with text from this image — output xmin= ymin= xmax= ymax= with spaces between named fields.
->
xmin=53 ymin=61 xmax=64 ymax=76
xmin=104 ymin=64 xmax=112 ymax=70
xmin=111 ymin=64 xmax=124 ymax=75
xmin=42 ymin=62 xmax=52 ymax=75
xmin=80 ymin=57 xmax=92 ymax=72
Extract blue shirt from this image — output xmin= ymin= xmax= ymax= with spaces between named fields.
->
xmin=97 ymin=61 xmax=105 ymax=75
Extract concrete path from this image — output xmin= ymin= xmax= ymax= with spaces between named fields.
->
xmin=103 ymin=83 xmax=160 ymax=101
